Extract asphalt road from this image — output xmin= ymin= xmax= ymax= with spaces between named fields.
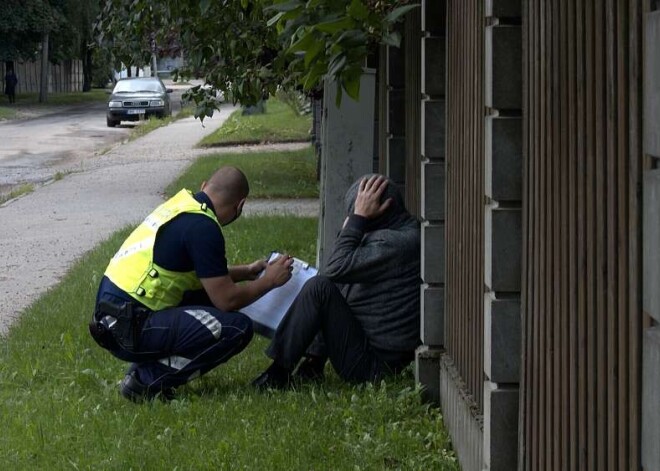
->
xmin=0 ymin=84 xmax=189 ymax=195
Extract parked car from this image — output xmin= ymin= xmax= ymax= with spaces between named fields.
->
xmin=106 ymin=77 xmax=173 ymax=127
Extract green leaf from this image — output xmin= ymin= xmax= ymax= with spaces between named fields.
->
xmin=304 ymin=39 xmax=324 ymax=68
xmin=342 ymin=73 xmax=361 ymax=101
xmin=384 ymin=4 xmax=420 ymax=24
xmin=265 ymin=0 xmax=303 ymax=12
xmin=266 ymin=11 xmax=284 ymax=27
xmin=303 ymin=61 xmax=326 ymax=90
xmin=328 ymin=54 xmax=346 ymax=76
xmin=314 ymin=17 xmax=354 ymax=34
xmin=200 ymin=0 xmax=211 ymax=15
xmin=241 ymin=0 xmax=249 ymax=9
xmin=288 ymin=31 xmax=316 ymax=52
xmin=348 ymin=0 xmax=369 ymax=20
xmin=336 ymin=29 xmax=367 ymax=47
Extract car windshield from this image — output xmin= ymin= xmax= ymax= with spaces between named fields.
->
xmin=113 ymin=79 xmax=163 ymax=94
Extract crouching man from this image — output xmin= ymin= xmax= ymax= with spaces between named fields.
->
xmin=89 ymin=166 xmax=293 ymax=402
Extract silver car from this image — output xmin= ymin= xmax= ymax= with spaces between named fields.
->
xmin=106 ymin=77 xmax=173 ymax=127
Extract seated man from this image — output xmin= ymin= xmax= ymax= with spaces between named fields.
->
xmin=89 ymin=166 xmax=294 ymax=402
xmin=252 ymin=174 xmax=421 ymax=389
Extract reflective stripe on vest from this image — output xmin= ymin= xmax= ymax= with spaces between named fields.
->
xmin=104 ymin=189 xmax=220 ymax=311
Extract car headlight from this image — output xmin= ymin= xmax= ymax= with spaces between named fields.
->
xmin=150 ymin=100 xmax=164 ymax=107
xmin=108 ymin=101 xmax=123 ymax=108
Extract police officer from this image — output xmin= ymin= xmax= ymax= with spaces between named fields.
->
xmin=90 ymin=166 xmax=294 ymax=402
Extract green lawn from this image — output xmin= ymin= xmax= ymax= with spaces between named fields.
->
xmin=166 ymin=147 xmax=319 ymax=199
xmin=0 ymin=183 xmax=34 ymax=205
xmin=199 ymin=97 xmax=312 ymax=147
xmin=129 ymin=105 xmax=196 ymax=141
xmin=13 ymin=88 xmax=109 ymax=106
xmin=0 ymin=216 xmax=458 ymax=470
xmin=0 ymin=106 xmax=18 ymax=120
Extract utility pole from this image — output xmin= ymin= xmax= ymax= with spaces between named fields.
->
xmin=150 ymin=34 xmax=158 ymax=77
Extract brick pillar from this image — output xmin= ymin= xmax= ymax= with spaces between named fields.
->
xmin=483 ymin=1 xmax=522 ymax=470
xmin=415 ymin=0 xmax=447 ymax=405
xmin=377 ymin=26 xmax=406 ymax=186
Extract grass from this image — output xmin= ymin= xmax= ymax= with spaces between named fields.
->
xmin=0 ymin=216 xmax=458 ymax=470
xmin=0 ymin=105 xmax=18 ymax=120
xmin=0 ymin=183 xmax=34 ymax=205
xmin=11 ymin=88 xmax=109 ymax=106
xmin=199 ymin=97 xmax=312 ymax=147
xmin=166 ymin=147 xmax=319 ymax=199
xmin=129 ymin=105 xmax=196 ymax=141
xmin=52 ymin=170 xmax=72 ymax=182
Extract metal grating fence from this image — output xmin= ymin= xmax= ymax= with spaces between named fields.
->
xmin=520 ymin=1 xmax=645 ymax=470
xmin=445 ymin=0 xmax=485 ymax=412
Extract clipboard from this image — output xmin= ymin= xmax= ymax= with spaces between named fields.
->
xmin=240 ymin=252 xmax=318 ymax=338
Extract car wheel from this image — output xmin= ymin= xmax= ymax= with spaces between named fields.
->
xmin=106 ymin=117 xmax=118 ymax=127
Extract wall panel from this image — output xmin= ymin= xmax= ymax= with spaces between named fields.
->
xmin=520 ymin=1 xmax=644 ymax=469
xmin=445 ymin=0 xmax=485 ymax=411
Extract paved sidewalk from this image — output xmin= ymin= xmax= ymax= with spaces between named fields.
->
xmin=0 ymin=108 xmax=237 ymax=334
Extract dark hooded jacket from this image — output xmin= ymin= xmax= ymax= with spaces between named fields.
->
xmin=322 ymin=174 xmax=421 ymax=354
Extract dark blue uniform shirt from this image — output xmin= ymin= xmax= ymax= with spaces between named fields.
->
xmin=96 ymin=191 xmax=228 ymax=308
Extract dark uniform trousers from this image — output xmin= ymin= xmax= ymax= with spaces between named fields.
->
xmin=103 ymin=302 xmax=254 ymax=391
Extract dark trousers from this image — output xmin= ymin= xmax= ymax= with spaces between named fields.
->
xmin=108 ymin=304 xmax=253 ymax=390
xmin=266 ymin=276 xmax=411 ymax=383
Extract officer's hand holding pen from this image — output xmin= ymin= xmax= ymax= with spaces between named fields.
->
xmin=263 ymin=254 xmax=294 ymax=288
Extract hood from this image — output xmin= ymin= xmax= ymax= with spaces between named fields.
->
xmin=344 ymin=174 xmax=416 ymax=231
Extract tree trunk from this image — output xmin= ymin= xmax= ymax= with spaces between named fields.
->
xmin=83 ymin=46 xmax=93 ymax=92
xmin=39 ymin=32 xmax=49 ymax=103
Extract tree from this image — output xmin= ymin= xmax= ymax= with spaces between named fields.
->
xmin=52 ymin=0 xmax=102 ymax=91
xmin=96 ymin=0 xmax=416 ymax=119
xmin=0 ymin=0 xmax=100 ymax=100
xmin=0 ymin=0 xmax=60 ymax=62
xmin=267 ymin=0 xmax=417 ymax=103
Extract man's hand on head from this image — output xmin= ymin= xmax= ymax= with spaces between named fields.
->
xmin=354 ymin=175 xmax=392 ymax=219
xmin=262 ymin=254 xmax=294 ymax=288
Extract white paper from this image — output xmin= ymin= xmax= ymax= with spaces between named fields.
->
xmin=240 ymin=252 xmax=317 ymax=337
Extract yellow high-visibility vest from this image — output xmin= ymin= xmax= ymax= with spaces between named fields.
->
xmin=104 ymin=189 xmax=221 ymax=311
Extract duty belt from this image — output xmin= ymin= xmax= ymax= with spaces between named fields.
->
xmin=89 ymin=300 xmax=150 ymax=352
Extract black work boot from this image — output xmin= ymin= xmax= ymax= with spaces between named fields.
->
xmin=120 ymin=371 xmax=175 ymax=403
xmin=251 ymin=362 xmax=293 ymax=391
xmin=293 ymin=356 xmax=326 ymax=383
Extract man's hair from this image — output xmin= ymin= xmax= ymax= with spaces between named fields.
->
xmin=205 ymin=166 xmax=249 ymax=203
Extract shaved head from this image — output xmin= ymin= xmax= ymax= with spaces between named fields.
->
xmin=203 ymin=166 xmax=249 ymax=204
